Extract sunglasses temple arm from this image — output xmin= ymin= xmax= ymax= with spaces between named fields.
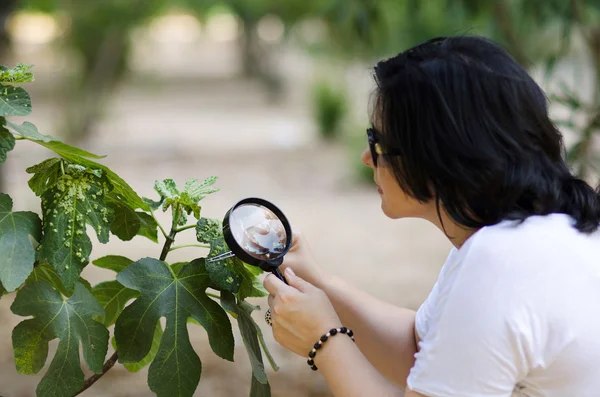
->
xmin=272 ymin=267 xmax=288 ymax=285
xmin=206 ymin=251 xmax=236 ymax=263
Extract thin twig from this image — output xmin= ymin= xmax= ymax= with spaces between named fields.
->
xmin=168 ymin=243 xmax=210 ymax=252
xmin=150 ymin=209 xmax=168 ymax=239
xmin=175 ymin=224 xmax=197 ymax=233
xmin=73 ymin=351 xmax=119 ymax=396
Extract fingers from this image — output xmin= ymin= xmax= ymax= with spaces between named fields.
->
xmin=268 ymin=294 xmax=274 ymax=308
xmin=263 ymin=273 xmax=290 ymax=296
xmin=283 ymin=267 xmax=314 ymax=293
xmin=288 ymin=226 xmax=303 ymax=251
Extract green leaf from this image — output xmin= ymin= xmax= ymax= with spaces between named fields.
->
xmin=36 ymin=166 xmax=114 ymax=292
xmin=11 ymin=282 xmax=109 ymax=397
xmin=236 ymin=297 xmax=268 ymax=383
xmin=0 ymin=193 xmax=42 ymax=291
xmin=184 ymin=176 xmax=219 ymax=201
xmin=220 ymin=290 xmax=237 ymax=316
xmin=240 ymin=265 xmax=269 ymax=299
xmin=154 ymin=177 xmax=218 ymax=223
xmin=111 ymin=323 xmax=163 ymax=373
xmin=90 ymin=255 xmax=137 ymax=326
xmin=143 ymin=196 xmax=164 ymax=211
xmin=4 ymin=120 xmax=148 ymax=210
xmin=0 ymin=280 xmax=6 ymax=297
xmin=92 ymin=280 xmax=139 ymax=327
xmin=5 ymin=120 xmax=105 ymax=158
xmin=0 ymin=84 xmax=32 ymax=116
xmin=205 ymin=236 xmax=244 ymax=293
xmin=79 ymin=276 xmax=93 ymax=292
xmin=27 ymin=261 xmax=69 ymax=296
xmin=250 ymin=376 xmax=272 ymax=397
xmin=154 ymin=178 xmax=179 ymax=202
xmin=239 ymin=301 xmax=279 ymax=373
xmin=106 ymin=198 xmax=141 ymax=241
xmin=180 ymin=177 xmax=219 ymax=218
xmin=0 ymin=63 xmax=35 ymax=84
xmin=196 ymin=217 xmax=222 ymax=244
xmin=198 ymin=218 xmax=267 ymax=300
xmin=93 ymin=255 xmax=134 ymax=273
xmin=115 ymin=257 xmax=234 ymax=397
xmin=136 ymin=212 xmax=159 ymax=243
xmin=238 ymin=300 xmax=273 ymax=384
xmin=0 ymin=121 xmax=15 ymax=165
xmin=170 ymin=261 xmax=188 ymax=274
xmin=26 ymin=158 xmax=63 ymax=196
xmin=26 ymin=261 xmax=92 ymax=297
xmin=221 ymin=293 xmax=273 ymax=396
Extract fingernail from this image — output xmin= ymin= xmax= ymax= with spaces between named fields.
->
xmin=285 ymin=267 xmax=295 ymax=277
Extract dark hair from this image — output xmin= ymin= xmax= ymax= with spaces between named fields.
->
xmin=372 ymin=35 xmax=600 ymax=234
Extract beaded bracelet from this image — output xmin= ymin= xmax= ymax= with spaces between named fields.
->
xmin=307 ymin=327 xmax=355 ymax=371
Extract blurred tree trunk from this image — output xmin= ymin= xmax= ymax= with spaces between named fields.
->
xmin=0 ymin=0 xmax=14 ymax=60
xmin=492 ymin=0 xmax=529 ymax=67
xmin=61 ymin=29 xmax=128 ymax=145
xmin=573 ymin=24 xmax=600 ymax=179
xmin=240 ymin=17 xmax=261 ymax=78
xmin=236 ymin=9 xmax=283 ymax=102
xmin=0 ymin=0 xmax=16 ymax=193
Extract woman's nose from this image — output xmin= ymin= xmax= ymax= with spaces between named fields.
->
xmin=361 ymin=147 xmax=374 ymax=169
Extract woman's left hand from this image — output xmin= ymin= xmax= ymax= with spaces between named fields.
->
xmin=263 ymin=267 xmax=342 ymax=357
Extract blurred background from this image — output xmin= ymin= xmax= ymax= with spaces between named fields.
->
xmin=0 ymin=0 xmax=598 ymax=396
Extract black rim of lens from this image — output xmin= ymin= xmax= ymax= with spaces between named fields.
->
xmin=222 ymin=197 xmax=292 ymax=270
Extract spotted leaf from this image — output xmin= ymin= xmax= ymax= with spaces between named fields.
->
xmin=0 ymin=119 xmax=15 ymax=165
xmin=36 ymin=165 xmax=114 ymax=293
xmin=10 ymin=281 xmax=109 ymax=397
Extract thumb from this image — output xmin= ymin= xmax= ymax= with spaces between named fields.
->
xmin=284 ymin=267 xmax=313 ymax=293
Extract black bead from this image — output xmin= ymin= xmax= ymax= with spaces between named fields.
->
xmin=320 ymin=335 xmax=328 ymax=342
xmin=347 ymin=330 xmax=354 ymax=337
xmin=329 ymin=328 xmax=338 ymax=335
xmin=309 ymin=350 xmax=316 ymax=358
xmin=314 ymin=342 xmax=321 ymax=350
xmin=340 ymin=327 xmax=347 ymax=334
xmin=307 ymin=359 xmax=314 ymax=366
xmin=311 ymin=365 xmax=318 ymax=371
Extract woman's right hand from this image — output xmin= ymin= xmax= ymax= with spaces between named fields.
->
xmin=279 ymin=228 xmax=332 ymax=289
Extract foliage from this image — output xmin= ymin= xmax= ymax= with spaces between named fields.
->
xmin=345 ymin=125 xmax=374 ymax=185
xmin=317 ymin=0 xmax=600 ymax=184
xmin=311 ymin=79 xmax=348 ymax=141
xmin=12 ymin=282 xmax=109 ymax=397
xmin=0 ymin=64 xmax=277 ymax=397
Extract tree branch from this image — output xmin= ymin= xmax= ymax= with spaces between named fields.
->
xmin=492 ymin=0 xmax=529 ymax=67
xmin=175 ymin=224 xmax=197 ymax=233
xmin=169 ymin=243 xmax=210 ymax=252
xmin=73 ymin=351 xmax=119 ymax=396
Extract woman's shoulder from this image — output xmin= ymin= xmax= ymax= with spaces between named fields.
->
xmin=468 ymin=213 xmax=596 ymax=252
xmin=457 ymin=212 xmax=600 ymax=277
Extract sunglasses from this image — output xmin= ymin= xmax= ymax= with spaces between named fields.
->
xmin=366 ymin=127 xmax=402 ymax=167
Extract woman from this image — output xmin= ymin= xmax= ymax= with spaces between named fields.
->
xmin=263 ymin=35 xmax=600 ymax=397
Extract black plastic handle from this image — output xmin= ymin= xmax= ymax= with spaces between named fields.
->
xmin=272 ymin=267 xmax=288 ymax=285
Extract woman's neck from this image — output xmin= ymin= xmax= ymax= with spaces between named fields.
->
xmin=424 ymin=206 xmax=478 ymax=249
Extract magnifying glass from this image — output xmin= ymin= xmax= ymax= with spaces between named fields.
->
xmin=206 ymin=198 xmax=292 ymax=284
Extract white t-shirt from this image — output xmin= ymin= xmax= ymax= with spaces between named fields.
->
xmin=407 ymin=213 xmax=600 ymax=397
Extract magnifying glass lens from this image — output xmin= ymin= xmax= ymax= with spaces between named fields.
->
xmin=229 ymin=204 xmax=287 ymax=260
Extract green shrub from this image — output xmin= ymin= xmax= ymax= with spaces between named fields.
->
xmin=311 ymin=79 xmax=348 ymax=140
xmin=346 ymin=125 xmax=375 ymax=184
